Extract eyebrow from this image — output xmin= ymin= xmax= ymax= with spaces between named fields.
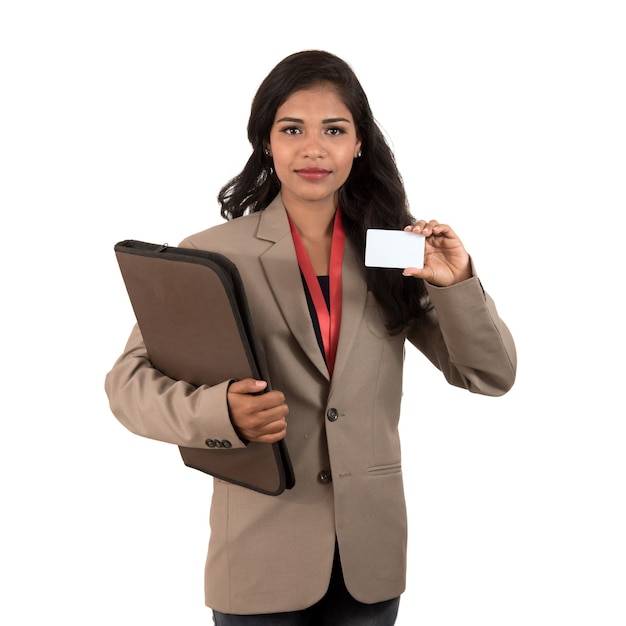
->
xmin=275 ymin=116 xmax=353 ymax=125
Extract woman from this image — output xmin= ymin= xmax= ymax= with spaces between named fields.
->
xmin=105 ymin=50 xmax=516 ymax=625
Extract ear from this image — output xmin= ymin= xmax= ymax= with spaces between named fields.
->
xmin=354 ymin=139 xmax=363 ymax=159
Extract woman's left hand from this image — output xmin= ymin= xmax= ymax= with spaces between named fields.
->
xmin=402 ymin=220 xmax=472 ymax=286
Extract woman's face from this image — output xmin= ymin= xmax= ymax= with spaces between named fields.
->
xmin=267 ymin=85 xmax=362 ymax=210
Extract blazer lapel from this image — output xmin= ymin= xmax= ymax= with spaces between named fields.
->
xmin=331 ymin=239 xmax=367 ymax=390
xmin=258 ymin=197 xmax=330 ymax=380
xmin=257 ymin=196 xmax=369 ymax=384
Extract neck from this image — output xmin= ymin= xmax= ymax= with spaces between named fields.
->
xmin=284 ymin=199 xmax=338 ymax=276
xmin=284 ymin=202 xmax=336 ymax=243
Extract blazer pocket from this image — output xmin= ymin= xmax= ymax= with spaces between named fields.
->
xmin=367 ymin=462 xmax=402 ymax=476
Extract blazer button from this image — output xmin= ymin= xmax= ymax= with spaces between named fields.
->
xmin=222 ymin=440 xmax=232 ymax=448
xmin=205 ymin=438 xmax=216 ymax=448
xmin=326 ymin=408 xmax=339 ymax=422
xmin=318 ymin=470 xmax=332 ymax=484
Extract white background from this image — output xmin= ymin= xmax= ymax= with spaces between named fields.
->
xmin=1 ymin=1 xmax=624 ymax=624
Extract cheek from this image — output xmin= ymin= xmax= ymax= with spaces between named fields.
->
xmin=337 ymin=149 xmax=357 ymax=176
xmin=269 ymin=148 xmax=289 ymax=173
xmin=272 ymin=159 xmax=290 ymax=181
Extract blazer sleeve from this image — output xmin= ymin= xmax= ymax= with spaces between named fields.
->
xmin=104 ymin=324 xmax=248 ymax=449
xmin=407 ymin=267 xmax=517 ymax=397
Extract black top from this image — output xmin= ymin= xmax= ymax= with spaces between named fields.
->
xmin=301 ymin=274 xmax=330 ymax=362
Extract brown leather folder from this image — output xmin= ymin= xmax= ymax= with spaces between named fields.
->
xmin=113 ymin=240 xmax=295 ymax=496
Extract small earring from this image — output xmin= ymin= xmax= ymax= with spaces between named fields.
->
xmin=356 ymin=150 xmax=362 ymax=158
xmin=264 ymin=148 xmax=271 ymax=157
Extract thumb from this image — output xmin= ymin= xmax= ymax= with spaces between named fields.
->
xmin=228 ymin=378 xmax=268 ymax=395
xmin=402 ymin=267 xmax=426 ymax=278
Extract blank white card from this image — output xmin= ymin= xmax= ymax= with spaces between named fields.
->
xmin=364 ymin=229 xmax=425 ymax=269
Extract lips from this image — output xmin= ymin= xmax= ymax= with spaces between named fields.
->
xmin=295 ymin=168 xmax=331 ymax=181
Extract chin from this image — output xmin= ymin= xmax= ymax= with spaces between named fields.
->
xmin=283 ymin=188 xmax=339 ymax=206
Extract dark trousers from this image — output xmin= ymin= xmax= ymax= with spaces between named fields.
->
xmin=212 ymin=545 xmax=400 ymax=626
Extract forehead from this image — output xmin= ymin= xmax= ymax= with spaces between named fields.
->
xmin=274 ymin=85 xmax=353 ymax=121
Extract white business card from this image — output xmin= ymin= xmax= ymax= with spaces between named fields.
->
xmin=365 ymin=229 xmax=425 ymax=269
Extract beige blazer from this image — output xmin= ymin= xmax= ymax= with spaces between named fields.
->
xmin=105 ymin=195 xmax=516 ymax=614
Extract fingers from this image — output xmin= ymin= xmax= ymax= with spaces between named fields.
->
xmin=402 ymin=219 xmax=471 ymax=285
xmin=404 ymin=219 xmax=449 ymax=237
xmin=228 ymin=378 xmax=268 ymax=394
xmin=402 ymin=221 xmax=439 ymax=280
xmin=227 ymin=379 xmax=289 ymax=444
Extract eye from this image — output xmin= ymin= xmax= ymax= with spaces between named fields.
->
xmin=280 ymin=126 xmax=301 ymax=135
xmin=325 ymin=126 xmax=347 ymax=136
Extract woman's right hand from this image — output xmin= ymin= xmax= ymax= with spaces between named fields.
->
xmin=227 ymin=379 xmax=289 ymax=443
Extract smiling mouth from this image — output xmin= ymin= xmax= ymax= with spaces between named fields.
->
xmin=295 ymin=168 xmax=331 ymax=180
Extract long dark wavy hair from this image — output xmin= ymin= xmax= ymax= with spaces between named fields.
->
xmin=218 ymin=50 xmax=430 ymax=333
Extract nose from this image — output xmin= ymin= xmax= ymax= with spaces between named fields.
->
xmin=302 ymin=137 xmax=325 ymax=158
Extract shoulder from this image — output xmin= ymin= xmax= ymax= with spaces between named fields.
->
xmin=180 ymin=212 xmax=263 ymax=252
xmin=179 ymin=196 xmax=289 ymax=254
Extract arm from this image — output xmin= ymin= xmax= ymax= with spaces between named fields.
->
xmin=403 ymin=220 xmax=517 ymax=396
xmin=407 ymin=273 xmax=517 ymax=396
xmin=105 ymin=325 xmax=289 ymax=447
xmin=104 ymin=324 xmax=248 ymax=448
